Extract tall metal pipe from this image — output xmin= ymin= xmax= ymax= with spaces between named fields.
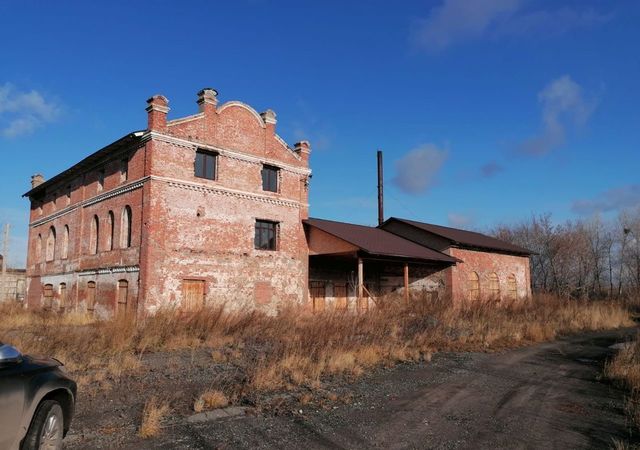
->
xmin=377 ymin=150 xmax=384 ymax=226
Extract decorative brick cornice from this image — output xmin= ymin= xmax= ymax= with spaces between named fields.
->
xmin=78 ymin=265 xmax=140 ymax=276
xmin=30 ymin=178 xmax=148 ymax=228
xmin=152 ymin=175 xmax=307 ymax=209
xmin=147 ymin=131 xmax=311 ymax=176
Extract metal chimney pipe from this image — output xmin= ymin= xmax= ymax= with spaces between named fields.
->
xmin=377 ymin=150 xmax=384 ymax=226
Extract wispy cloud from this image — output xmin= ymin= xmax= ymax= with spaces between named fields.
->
xmin=519 ymin=75 xmax=595 ymax=156
xmin=412 ymin=0 xmax=612 ymax=52
xmin=392 ymin=144 xmax=448 ymax=195
xmin=447 ymin=212 xmax=475 ymax=228
xmin=0 ymin=83 xmax=61 ymax=138
xmin=480 ymin=161 xmax=504 ymax=178
xmin=572 ymin=184 xmax=640 ymax=216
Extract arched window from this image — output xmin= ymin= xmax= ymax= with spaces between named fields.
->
xmin=43 ymin=284 xmax=54 ymax=310
xmin=61 ymin=225 xmax=69 ymax=259
xmin=507 ymin=274 xmax=517 ymax=300
xmin=45 ymin=226 xmax=56 ymax=261
xmin=59 ymin=283 xmax=67 ymax=310
xmin=90 ymin=215 xmax=99 ymax=254
xmin=117 ymin=280 xmax=129 ymax=313
xmin=121 ymin=206 xmax=132 ymax=248
xmin=35 ymin=234 xmax=42 ymax=263
xmin=468 ymin=272 xmax=480 ymax=300
xmin=107 ymin=211 xmax=115 ymax=251
xmin=489 ymin=273 xmax=500 ymax=299
xmin=87 ymin=281 xmax=96 ymax=311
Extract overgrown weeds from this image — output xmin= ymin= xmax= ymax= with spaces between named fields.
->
xmin=139 ymin=397 xmax=170 ymax=438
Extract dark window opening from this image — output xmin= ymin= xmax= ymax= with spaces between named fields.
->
xmin=121 ymin=158 xmax=129 ymax=182
xmin=98 ymin=169 xmax=105 ymax=191
xmin=261 ymin=165 xmax=279 ymax=192
xmin=255 ymin=220 xmax=278 ymax=250
xmin=195 ymin=150 xmax=217 ymax=180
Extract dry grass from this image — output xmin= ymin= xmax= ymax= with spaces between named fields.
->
xmin=139 ymin=397 xmax=170 ymax=438
xmin=193 ymin=389 xmax=229 ymax=412
xmin=0 ymin=294 xmax=633 ymax=401
xmin=606 ymin=337 xmax=640 ymax=431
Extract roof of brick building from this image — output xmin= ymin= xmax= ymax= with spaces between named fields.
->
xmin=383 ymin=217 xmax=532 ymax=255
xmin=304 ymin=218 xmax=458 ymax=263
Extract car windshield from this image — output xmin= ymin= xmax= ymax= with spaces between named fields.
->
xmin=0 ymin=344 xmax=22 ymax=362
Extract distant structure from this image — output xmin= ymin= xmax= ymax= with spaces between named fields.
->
xmin=23 ymin=87 xmax=531 ymax=317
xmin=0 ymin=254 xmax=26 ymax=303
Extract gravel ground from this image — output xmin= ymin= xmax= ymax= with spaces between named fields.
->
xmin=65 ymin=328 xmax=638 ymax=449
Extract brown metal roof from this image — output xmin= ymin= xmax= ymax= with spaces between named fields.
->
xmin=384 ymin=217 xmax=532 ymax=255
xmin=304 ymin=218 xmax=458 ymax=263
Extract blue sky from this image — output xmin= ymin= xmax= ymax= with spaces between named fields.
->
xmin=1 ymin=0 xmax=639 ymax=267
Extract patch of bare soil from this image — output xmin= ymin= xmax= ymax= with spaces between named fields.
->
xmin=65 ymin=328 xmax=639 ymax=449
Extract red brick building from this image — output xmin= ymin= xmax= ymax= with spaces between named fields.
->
xmin=24 ymin=88 xmax=531 ymax=316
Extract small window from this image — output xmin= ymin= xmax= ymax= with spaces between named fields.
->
xmin=36 ymin=234 xmax=43 ymax=262
xmin=468 ymin=272 xmax=480 ymax=301
xmin=261 ymin=165 xmax=279 ymax=192
xmin=107 ymin=211 xmax=115 ymax=251
xmin=97 ymin=169 xmax=105 ymax=192
xmin=90 ymin=215 xmax=99 ymax=254
xmin=489 ymin=273 xmax=500 ymax=299
xmin=117 ymin=280 xmax=129 ymax=312
xmin=66 ymin=186 xmax=71 ymax=205
xmin=507 ymin=274 xmax=517 ymax=300
xmin=255 ymin=220 xmax=278 ymax=250
xmin=43 ymin=284 xmax=54 ymax=310
xmin=120 ymin=158 xmax=129 ymax=182
xmin=61 ymin=225 xmax=69 ymax=259
xmin=87 ymin=281 xmax=96 ymax=311
xmin=121 ymin=206 xmax=132 ymax=248
xmin=195 ymin=150 xmax=217 ymax=180
xmin=59 ymin=283 xmax=67 ymax=310
xmin=45 ymin=226 xmax=56 ymax=262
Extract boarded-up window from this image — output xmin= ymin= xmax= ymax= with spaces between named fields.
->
xmin=59 ymin=283 xmax=67 ymax=310
xmin=90 ymin=215 xmax=99 ymax=254
xmin=182 ymin=280 xmax=205 ymax=311
xmin=310 ymin=281 xmax=325 ymax=313
xmin=489 ymin=273 xmax=500 ymax=299
xmin=61 ymin=225 xmax=69 ymax=259
xmin=117 ymin=280 xmax=128 ymax=313
xmin=43 ymin=284 xmax=54 ymax=310
xmin=507 ymin=274 xmax=517 ymax=300
xmin=36 ymin=234 xmax=42 ymax=262
xmin=87 ymin=281 xmax=96 ymax=311
xmin=46 ymin=226 xmax=56 ymax=261
xmin=107 ymin=211 xmax=115 ymax=251
xmin=334 ymin=283 xmax=348 ymax=311
xmin=121 ymin=206 xmax=132 ymax=248
xmin=468 ymin=272 xmax=480 ymax=300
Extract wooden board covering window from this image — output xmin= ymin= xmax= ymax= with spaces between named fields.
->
xmin=43 ymin=284 xmax=53 ymax=310
xmin=334 ymin=283 xmax=348 ymax=311
xmin=310 ymin=281 xmax=325 ymax=313
xmin=87 ymin=281 xmax=96 ymax=311
xmin=59 ymin=283 xmax=67 ymax=310
xmin=507 ymin=274 xmax=517 ymax=300
xmin=488 ymin=273 xmax=500 ymax=299
xmin=117 ymin=280 xmax=129 ymax=313
xmin=182 ymin=279 xmax=205 ymax=311
xmin=468 ymin=272 xmax=480 ymax=301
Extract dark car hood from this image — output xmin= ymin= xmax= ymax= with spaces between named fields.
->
xmin=0 ymin=355 xmax=62 ymax=376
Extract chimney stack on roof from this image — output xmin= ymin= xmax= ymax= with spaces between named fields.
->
xmin=294 ymin=140 xmax=311 ymax=165
xmin=31 ymin=173 xmax=45 ymax=189
xmin=261 ymin=109 xmax=277 ymax=134
xmin=197 ymin=88 xmax=218 ymax=115
xmin=146 ymin=95 xmax=170 ymax=131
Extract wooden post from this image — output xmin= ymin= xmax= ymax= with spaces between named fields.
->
xmin=404 ymin=262 xmax=409 ymax=303
xmin=357 ymin=257 xmax=364 ymax=300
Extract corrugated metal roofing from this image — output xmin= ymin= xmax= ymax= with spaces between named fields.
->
xmin=304 ymin=218 xmax=458 ymax=263
xmin=385 ymin=217 xmax=532 ymax=255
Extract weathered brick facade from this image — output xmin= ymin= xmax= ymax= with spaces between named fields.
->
xmin=24 ymin=88 xmax=531 ymax=317
xmin=25 ymin=89 xmax=311 ymax=316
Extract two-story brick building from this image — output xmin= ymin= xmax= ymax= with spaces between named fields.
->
xmin=24 ymin=88 xmax=531 ymax=317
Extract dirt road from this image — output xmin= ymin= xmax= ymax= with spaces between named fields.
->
xmin=68 ymin=329 xmax=638 ymax=449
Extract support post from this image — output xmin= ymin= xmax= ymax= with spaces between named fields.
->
xmin=357 ymin=257 xmax=364 ymax=300
xmin=377 ymin=150 xmax=384 ymax=226
xmin=404 ymin=262 xmax=409 ymax=303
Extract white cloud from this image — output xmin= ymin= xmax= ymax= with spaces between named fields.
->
xmin=447 ymin=212 xmax=475 ymax=228
xmin=392 ymin=144 xmax=448 ymax=195
xmin=0 ymin=83 xmax=61 ymax=138
xmin=412 ymin=0 xmax=612 ymax=52
xmin=519 ymin=75 xmax=595 ymax=155
xmin=572 ymin=184 xmax=640 ymax=216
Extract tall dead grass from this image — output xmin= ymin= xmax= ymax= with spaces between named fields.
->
xmin=0 ymin=294 xmax=633 ymax=395
xmin=606 ymin=336 xmax=640 ymax=429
